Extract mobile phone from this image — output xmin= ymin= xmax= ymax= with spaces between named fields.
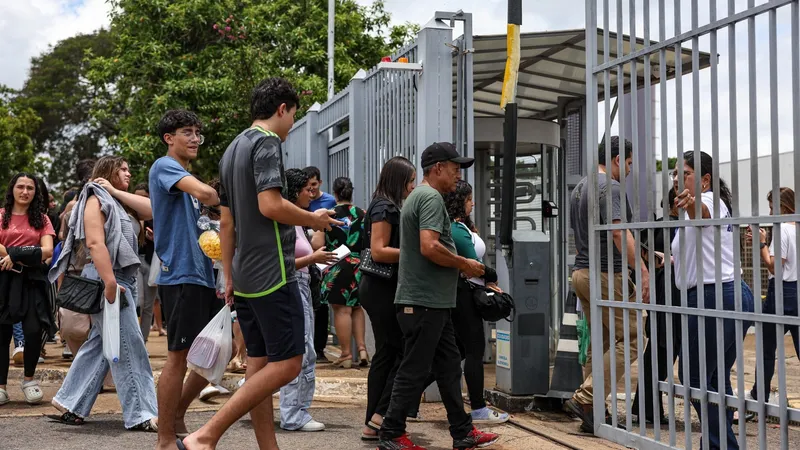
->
xmin=10 ymin=263 xmax=23 ymax=273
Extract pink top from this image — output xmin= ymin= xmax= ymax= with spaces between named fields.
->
xmin=0 ymin=209 xmax=55 ymax=247
xmin=295 ymin=226 xmax=313 ymax=273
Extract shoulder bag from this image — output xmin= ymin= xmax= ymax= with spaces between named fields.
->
xmin=359 ymin=248 xmax=394 ymax=279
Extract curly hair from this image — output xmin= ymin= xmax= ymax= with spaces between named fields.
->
xmin=157 ymin=110 xmax=203 ymax=145
xmin=444 ymin=180 xmax=475 ymax=232
xmin=285 ymin=168 xmax=310 ymax=205
xmin=2 ymin=172 xmax=47 ymax=230
xmin=251 ymin=78 xmax=300 ymax=121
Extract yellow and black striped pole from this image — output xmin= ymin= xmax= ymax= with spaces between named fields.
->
xmin=499 ymin=0 xmax=521 ymax=248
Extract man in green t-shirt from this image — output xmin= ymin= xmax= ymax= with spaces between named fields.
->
xmin=377 ymin=142 xmax=500 ymax=450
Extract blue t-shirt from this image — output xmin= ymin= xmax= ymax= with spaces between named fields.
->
xmin=148 ymin=156 xmax=215 ymax=288
xmin=309 ymin=192 xmax=336 ymax=211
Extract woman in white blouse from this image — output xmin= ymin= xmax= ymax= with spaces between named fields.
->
xmin=672 ymin=151 xmax=754 ymax=450
xmin=746 ymin=188 xmax=799 ymax=405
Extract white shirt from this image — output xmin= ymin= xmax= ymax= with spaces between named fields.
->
xmin=768 ymin=223 xmax=798 ymax=282
xmin=672 ymin=191 xmax=736 ymax=290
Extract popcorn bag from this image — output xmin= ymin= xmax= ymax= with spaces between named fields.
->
xmin=197 ymin=216 xmax=222 ymax=260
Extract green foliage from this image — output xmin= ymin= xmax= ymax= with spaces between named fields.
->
xmin=0 ymin=87 xmax=44 ymax=188
xmin=655 ymin=157 xmax=678 ymax=172
xmin=19 ymin=30 xmax=116 ymax=188
xmin=89 ymin=0 xmax=417 ymax=183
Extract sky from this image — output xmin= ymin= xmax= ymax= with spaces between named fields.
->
xmin=1 ymin=0 xmax=795 ymax=170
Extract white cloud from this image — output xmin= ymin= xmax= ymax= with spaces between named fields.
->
xmin=0 ymin=0 xmax=111 ymax=90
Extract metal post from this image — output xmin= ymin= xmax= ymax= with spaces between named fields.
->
xmin=348 ymin=70 xmax=367 ymax=208
xmin=327 ymin=0 xmax=335 ymax=100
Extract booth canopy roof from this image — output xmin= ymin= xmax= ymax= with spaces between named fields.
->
xmin=462 ymin=28 xmax=712 ymax=120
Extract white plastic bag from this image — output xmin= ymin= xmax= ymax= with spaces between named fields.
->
xmin=102 ymin=286 xmax=121 ymax=364
xmin=187 ymin=305 xmax=232 ymax=384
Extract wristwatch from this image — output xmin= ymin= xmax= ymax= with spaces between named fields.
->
xmin=760 ymin=242 xmax=768 ymax=249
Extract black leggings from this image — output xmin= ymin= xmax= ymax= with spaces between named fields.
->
xmin=1 ymin=310 xmax=43 ymax=385
xmin=451 ymin=279 xmax=487 ymax=410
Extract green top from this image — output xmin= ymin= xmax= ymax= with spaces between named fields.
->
xmin=395 ymin=185 xmax=459 ymax=309
xmin=450 ymin=221 xmax=478 ymax=261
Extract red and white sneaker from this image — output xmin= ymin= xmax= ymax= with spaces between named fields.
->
xmin=376 ymin=433 xmax=428 ymax=450
xmin=452 ymin=426 xmax=500 ymax=449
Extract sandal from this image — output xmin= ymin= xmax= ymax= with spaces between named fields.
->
xmin=22 ymin=380 xmax=43 ymax=404
xmin=331 ymin=356 xmax=352 ymax=369
xmin=131 ymin=417 xmax=158 ymax=432
xmin=48 ymin=411 xmax=86 ymax=426
xmin=358 ymin=348 xmax=370 ymax=367
xmin=228 ymin=360 xmax=246 ymax=374
xmin=361 ymin=420 xmax=381 ymax=441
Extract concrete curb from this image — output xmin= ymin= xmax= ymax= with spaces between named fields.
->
xmin=8 ymin=367 xmax=370 ymax=401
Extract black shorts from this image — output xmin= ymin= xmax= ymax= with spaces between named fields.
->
xmin=234 ymin=281 xmax=304 ymax=362
xmin=158 ymin=284 xmax=223 ymax=352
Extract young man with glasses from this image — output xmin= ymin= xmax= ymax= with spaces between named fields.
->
xmin=150 ymin=109 xmax=223 ymax=450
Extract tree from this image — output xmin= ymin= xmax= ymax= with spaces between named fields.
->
xmin=655 ymin=157 xmax=678 ymax=172
xmin=0 ymin=87 xmax=44 ymax=188
xmin=89 ymin=0 xmax=417 ymax=182
xmin=19 ymin=30 xmax=116 ymax=188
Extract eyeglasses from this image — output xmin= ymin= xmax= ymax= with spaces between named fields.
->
xmin=171 ymin=131 xmax=205 ymax=145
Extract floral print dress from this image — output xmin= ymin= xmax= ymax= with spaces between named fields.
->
xmin=321 ymin=204 xmax=366 ymax=307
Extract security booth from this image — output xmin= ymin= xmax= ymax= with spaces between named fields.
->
xmin=282 ymin=10 xmax=699 ymax=412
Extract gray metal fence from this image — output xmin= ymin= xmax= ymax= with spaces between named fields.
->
xmin=585 ymin=1 xmax=800 ymax=449
xmin=283 ymin=22 xmax=447 ymax=209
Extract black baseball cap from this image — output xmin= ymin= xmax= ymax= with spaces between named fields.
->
xmin=420 ymin=142 xmax=474 ymax=169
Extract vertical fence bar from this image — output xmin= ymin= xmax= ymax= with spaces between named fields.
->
xmin=794 ymin=2 xmax=800 ymax=447
xmin=349 ymin=74 xmax=366 ymax=207
xmin=746 ymin=1 xmax=767 ymax=446
xmin=627 ymin=0 xmax=642 ymax=438
xmin=689 ymin=1 xmax=712 ymax=448
xmin=704 ymin=2 xmax=728 ymax=449
xmin=585 ymin=0 xmax=604 ymax=436
xmin=768 ymin=7 xmax=788 ymax=448
xmin=724 ymin=2 xmax=747 ymax=447
xmin=658 ymin=0 xmax=677 ymax=444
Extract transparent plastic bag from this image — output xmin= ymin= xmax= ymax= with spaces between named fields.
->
xmin=187 ymin=305 xmax=232 ymax=384
xmin=197 ymin=216 xmax=222 ymax=260
xmin=102 ymin=286 xmax=121 ymax=364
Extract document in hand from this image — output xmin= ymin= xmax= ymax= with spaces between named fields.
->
xmin=316 ymin=244 xmax=351 ymax=272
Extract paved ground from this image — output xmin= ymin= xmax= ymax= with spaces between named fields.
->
xmin=0 ymin=402 xmax=567 ymax=450
xmin=5 ymin=328 xmax=799 ymax=449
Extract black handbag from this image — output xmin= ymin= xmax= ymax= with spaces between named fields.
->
xmin=56 ymin=273 xmax=104 ymax=314
xmin=358 ymin=248 xmax=394 ymax=279
xmin=470 ymin=283 xmax=515 ymax=322
xmin=309 ymin=264 xmax=323 ymax=310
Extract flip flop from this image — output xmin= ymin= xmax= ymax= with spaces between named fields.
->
xmin=176 ymin=438 xmax=187 ymax=450
xmin=47 ymin=412 xmax=85 ymax=426
xmin=361 ymin=420 xmax=381 ymax=441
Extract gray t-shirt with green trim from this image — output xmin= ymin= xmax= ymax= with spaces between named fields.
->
xmin=219 ymin=126 xmax=296 ymax=297
xmin=395 ymin=184 xmax=459 ymax=309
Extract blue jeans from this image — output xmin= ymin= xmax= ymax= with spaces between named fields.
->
xmin=12 ymin=322 xmax=24 ymax=348
xmin=53 ymin=264 xmax=157 ymax=428
xmin=679 ymin=281 xmax=754 ymax=450
xmin=750 ymin=279 xmax=800 ymax=399
xmin=279 ymin=271 xmax=317 ymax=430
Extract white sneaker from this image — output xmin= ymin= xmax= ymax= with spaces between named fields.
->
xmin=11 ymin=347 xmax=23 ymax=365
xmin=238 ymin=378 xmax=245 ymax=388
xmin=199 ymin=385 xmax=230 ymax=402
xmin=298 ymin=419 xmax=325 ymax=432
xmin=0 ymin=388 xmax=9 ymax=405
xmin=38 ymin=356 xmax=45 ymax=364
xmin=471 ymin=407 xmax=510 ymax=424
xmin=62 ymin=348 xmax=73 ymax=359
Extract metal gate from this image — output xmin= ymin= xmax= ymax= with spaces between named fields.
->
xmin=585 ymin=1 xmax=800 ymax=449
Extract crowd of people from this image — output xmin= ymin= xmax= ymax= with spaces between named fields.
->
xmin=565 ymin=137 xmax=798 ymax=450
xmin=0 ymin=77 xmax=508 ymax=450
xmin=4 ymin=76 xmax=793 ymax=450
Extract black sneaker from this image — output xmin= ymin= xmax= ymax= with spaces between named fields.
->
xmin=564 ymin=398 xmax=594 ymax=431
